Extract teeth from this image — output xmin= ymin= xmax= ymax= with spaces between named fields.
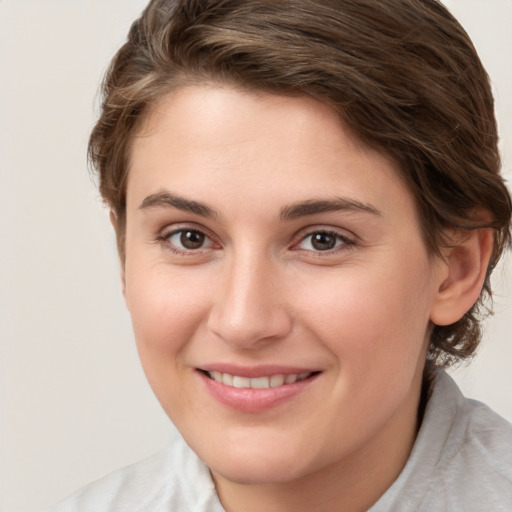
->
xmin=232 ymin=376 xmax=251 ymax=388
xmin=207 ymin=371 xmax=312 ymax=389
xmin=251 ymin=376 xmax=270 ymax=389
xmin=270 ymin=374 xmax=285 ymax=387
xmin=211 ymin=371 xmax=222 ymax=382
xmin=222 ymin=373 xmax=233 ymax=386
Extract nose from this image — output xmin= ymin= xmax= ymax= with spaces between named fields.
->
xmin=207 ymin=252 xmax=293 ymax=350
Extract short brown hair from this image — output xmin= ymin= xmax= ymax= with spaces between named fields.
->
xmin=89 ymin=0 xmax=511 ymax=367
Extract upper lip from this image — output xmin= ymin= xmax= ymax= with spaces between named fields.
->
xmin=198 ymin=364 xmax=320 ymax=378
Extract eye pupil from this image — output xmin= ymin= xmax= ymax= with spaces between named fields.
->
xmin=311 ymin=232 xmax=336 ymax=251
xmin=180 ymin=230 xmax=205 ymax=249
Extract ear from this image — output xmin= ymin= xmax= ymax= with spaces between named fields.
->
xmin=110 ymin=210 xmax=126 ymax=298
xmin=430 ymin=228 xmax=493 ymax=326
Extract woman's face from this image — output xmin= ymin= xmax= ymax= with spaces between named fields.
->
xmin=124 ymin=86 xmax=446 ymax=487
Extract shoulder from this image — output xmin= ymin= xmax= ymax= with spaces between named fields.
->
xmin=435 ymin=370 xmax=512 ymax=477
xmin=47 ymin=435 xmax=222 ymax=512
xmin=371 ymin=370 xmax=512 ymax=512
xmin=431 ymin=372 xmax=512 ymax=506
xmin=418 ymin=371 xmax=512 ymax=510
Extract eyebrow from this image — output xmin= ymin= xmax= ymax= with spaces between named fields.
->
xmin=139 ymin=191 xmax=381 ymax=221
xmin=139 ymin=191 xmax=219 ymax=218
xmin=279 ymin=197 xmax=382 ymax=220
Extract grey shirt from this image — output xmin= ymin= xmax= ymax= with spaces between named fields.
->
xmin=370 ymin=370 xmax=512 ymax=511
xmin=50 ymin=371 xmax=512 ymax=511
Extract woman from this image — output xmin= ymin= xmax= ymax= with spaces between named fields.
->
xmin=52 ymin=0 xmax=512 ymax=510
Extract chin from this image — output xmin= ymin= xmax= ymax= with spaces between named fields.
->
xmin=199 ymin=438 xmax=321 ymax=486
xmin=212 ymin=460 xmax=309 ymax=486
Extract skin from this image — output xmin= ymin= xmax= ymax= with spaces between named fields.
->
xmin=122 ymin=85 xmax=489 ymax=512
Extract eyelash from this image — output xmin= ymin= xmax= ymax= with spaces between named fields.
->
xmin=292 ymin=229 xmax=355 ymax=254
xmin=157 ymin=226 xmax=356 ymax=256
xmin=157 ymin=226 xmax=218 ymax=256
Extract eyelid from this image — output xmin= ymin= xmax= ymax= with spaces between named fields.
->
xmin=158 ymin=223 xmax=221 ymax=254
xmin=291 ymin=226 xmax=356 ymax=252
xmin=159 ymin=221 xmax=215 ymax=239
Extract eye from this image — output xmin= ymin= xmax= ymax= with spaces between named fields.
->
xmin=296 ymin=230 xmax=352 ymax=252
xmin=163 ymin=228 xmax=216 ymax=252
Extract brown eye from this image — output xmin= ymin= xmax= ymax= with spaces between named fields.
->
xmin=295 ymin=230 xmax=353 ymax=253
xmin=178 ymin=230 xmax=206 ymax=249
xmin=310 ymin=232 xmax=337 ymax=251
xmin=166 ymin=229 xmax=214 ymax=252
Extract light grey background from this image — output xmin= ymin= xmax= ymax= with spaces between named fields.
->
xmin=0 ymin=1 xmax=510 ymax=511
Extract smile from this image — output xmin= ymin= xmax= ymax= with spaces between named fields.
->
xmin=206 ymin=371 xmax=313 ymax=389
xmin=199 ymin=368 xmax=321 ymax=412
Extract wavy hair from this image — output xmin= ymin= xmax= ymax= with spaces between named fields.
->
xmin=89 ymin=0 xmax=511 ymax=367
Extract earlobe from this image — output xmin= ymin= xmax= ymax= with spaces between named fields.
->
xmin=430 ymin=229 xmax=493 ymax=326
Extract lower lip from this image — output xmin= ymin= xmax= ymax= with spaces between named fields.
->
xmin=198 ymin=371 xmax=319 ymax=413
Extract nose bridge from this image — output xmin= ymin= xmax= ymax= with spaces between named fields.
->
xmin=207 ymin=245 xmax=291 ymax=349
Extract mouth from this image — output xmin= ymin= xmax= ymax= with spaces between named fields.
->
xmin=203 ymin=370 xmax=316 ymax=389
xmin=197 ymin=365 xmax=322 ymax=412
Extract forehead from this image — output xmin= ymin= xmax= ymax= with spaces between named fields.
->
xmin=127 ymin=85 xmax=415 ymax=223
xmin=135 ymin=84 xmax=359 ymax=152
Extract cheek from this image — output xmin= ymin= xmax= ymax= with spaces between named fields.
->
xmin=299 ymin=258 xmax=434 ymax=373
xmin=124 ymin=263 xmax=214 ymax=415
xmin=124 ymin=258 xmax=211 ymax=358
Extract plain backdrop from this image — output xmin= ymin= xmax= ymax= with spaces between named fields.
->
xmin=0 ymin=1 xmax=511 ymax=511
